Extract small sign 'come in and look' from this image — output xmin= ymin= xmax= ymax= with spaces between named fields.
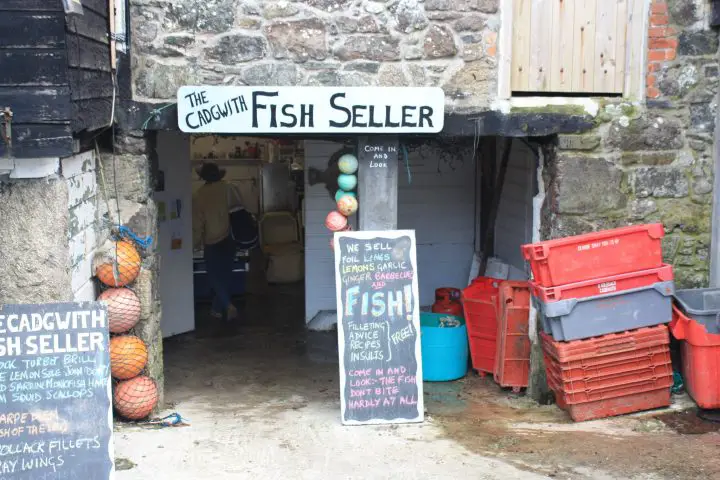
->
xmin=177 ymin=86 xmax=445 ymax=134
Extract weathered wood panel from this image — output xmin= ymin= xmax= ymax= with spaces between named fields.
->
xmin=68 ymin=69 xmax=114 ymax=100
xmin=549 ymin=0 xmax=575 ymax=92
xmin=511 ymin=0 xmax=630 ymax=95
xmin=1 ymin=0 xmax=64 ymax=11
xmin=66 ymin=8 xmax=110 ymax=44
xmin=511 ymin=0 xmax=532 ymax=91
xmin=0 ymin=124 xmax=74 ymax=158
xmin=81 ymin=0 xmax=109 ymax=16
xmin=0 ymin=50 xmax=68 ymax=86
xmin=0 ymin=12 xmax=66 ymax=48
xmin=66 ymin=34 xmax=111 ymax=71
xmin=72 ymin=98 xmax=114 ymax=132
xmin=528 ymin=0 xmax=553 ymax=91
xmin=0 ymin=86 xmax=72 ymax=123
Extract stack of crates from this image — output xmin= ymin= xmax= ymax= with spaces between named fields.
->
xmin=462 ymin=278 xmax=532 ymax=391
xmin=523 ymin=224 xmax=676 ymax=421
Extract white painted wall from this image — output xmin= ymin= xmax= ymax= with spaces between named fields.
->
xmin=493 ymin=139 xmax=536 ymax=275
xmin=303 ymin=140 xmax=476 ymax=324
xmin=63 ymin=151 xmax=102 ymax=302
xmin=156 ymin=132 xmax=195 ymax=337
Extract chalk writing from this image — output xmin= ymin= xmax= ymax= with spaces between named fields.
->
xmin=335 ymin=230 xmax=423 ymax=425
xmin=0 ymin=302 xmax=113 ymax=479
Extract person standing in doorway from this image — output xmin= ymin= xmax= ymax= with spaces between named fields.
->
xmin=192 ymin=162 xmax=242 ymax=321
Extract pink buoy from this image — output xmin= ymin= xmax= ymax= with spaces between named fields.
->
xmin=325 ymin=210 xmax=348 ymax=232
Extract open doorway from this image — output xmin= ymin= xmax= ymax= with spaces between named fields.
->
xmin=152 ymin=131 xmax=538 ymax=352
xmin=154 ymin=132 xmax=307 ymax=339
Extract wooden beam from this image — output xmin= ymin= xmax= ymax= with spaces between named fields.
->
xmin=0 ymin=50 xmax=68 ymax=86
xmin=109 ymin=0 xmax=116 ymax=69
xmin=0 ymin=86 xmax=72 ymax=123
xmin=0 ymin=124 xmax=74 ymax=158
xmin=479 ymin=138 xmax=513 ymax=276
xmin=357 ymin=136 xmax=399 ymax=231
xmin=0 ymin=12 xmax=65 ymax=48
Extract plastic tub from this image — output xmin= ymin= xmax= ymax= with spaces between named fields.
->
xmin=420 ymin=313 xmax=468 ymax=382
xmin=536 ymin=281 xmax=674 ymax=341
xmin=673 ymin=288 xmax=720 ymax=334
xmin=522 ymin=223 xmax=664 ymax=288
xmin=670 ymin=304 xmax=720 ymax=408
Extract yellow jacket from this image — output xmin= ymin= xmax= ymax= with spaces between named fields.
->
xmin=192 ymin=181 xmax=243 ymax=249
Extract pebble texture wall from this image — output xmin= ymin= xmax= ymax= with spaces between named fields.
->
xmin=130 ymin=0 xmax=501 ymax=112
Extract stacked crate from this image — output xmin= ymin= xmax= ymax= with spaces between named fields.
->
xmin=462 ymin=278 xmax=532 ymax=391
xmin=523 ymin=224 xmax=676 ymax=421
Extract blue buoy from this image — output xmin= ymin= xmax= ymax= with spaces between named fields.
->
xmin=335 ymin=190 xmax=356 ymax=202
xmin=337 ymin=174 xmax=357 ymax=191
xmin=420 ymin=312 xmax=468 ymax=382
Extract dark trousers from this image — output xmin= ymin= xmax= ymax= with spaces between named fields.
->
xmin=204 ymin=236 xmax=236 ymax=313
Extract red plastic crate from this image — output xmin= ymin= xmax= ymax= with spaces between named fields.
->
xmin=546 ymin=344 xmax=670 ymax=383
xmin=494 ymin=282 xmax=531 ymax=389
xmin=546 ymin=358 xmax=672 ymax=395
xmin=553 ymin=385 xmax=672 ymax=422
xmin=531 ymin=264 xmax=674 ymax=303
xmin=670 ymin=304 xmax=720 ymax=409
xmin=469 ymin=335 xmax=496 ymax=375
xmin=540 ymin=325 xmax=670 ymax=364
xmin=463 ymin=277 xmax=502 ymax=374
xmin=522 ymin=223 xmax=665 ymax=288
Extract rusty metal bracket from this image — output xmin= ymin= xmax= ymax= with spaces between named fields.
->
xmin=1 ymin=107 xmax=12 ymax=156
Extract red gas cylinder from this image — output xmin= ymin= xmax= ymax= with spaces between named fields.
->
xmin=432 ymin=287 xmax=463 ymax=317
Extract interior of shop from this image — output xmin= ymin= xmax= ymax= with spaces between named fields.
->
xmin=152 ymin=130 xmax=539 ymax=399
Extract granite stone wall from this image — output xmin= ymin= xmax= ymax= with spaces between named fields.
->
xmin=542 ymin=0 xmax=718 ymax=288
xmin=129 ymin=0 xmax=500 ymax=112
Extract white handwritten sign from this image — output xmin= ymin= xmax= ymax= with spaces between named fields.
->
xmin=177 ymin=86 xmax=445 ymax=134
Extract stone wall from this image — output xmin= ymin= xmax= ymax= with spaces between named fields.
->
xmin=100 ymin=131 xmax=165 ymax=406
xmin=542 ymin=0 xmax=718 ymax=288
xmin=129 ymin=0 xmax=500 ymax=112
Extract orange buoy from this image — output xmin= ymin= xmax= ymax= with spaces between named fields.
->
xmin=110 ymin=335 xmax=148 ymax=380
xmin=99 ymin=288 xmax=141 ymax=334
xmin=96 ymin=241 xmax=141 ymax=287
xmin=113 ymin=375 xmax=158 ymax=420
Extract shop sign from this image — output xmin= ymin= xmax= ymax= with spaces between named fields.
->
xmin=177 ymin=86 xmax=445 ymax=134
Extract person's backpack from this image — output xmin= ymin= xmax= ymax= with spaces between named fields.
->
xmin=227 ymin=184 xmax=258 ymax=249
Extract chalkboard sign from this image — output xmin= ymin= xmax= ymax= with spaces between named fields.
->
xmin=0 ymin=302 xmax=113 ymax=479
xmin=334 ymin=230 xmax=424 ymax=425
xmin=357 ymin=137 xmax=399 ymax=231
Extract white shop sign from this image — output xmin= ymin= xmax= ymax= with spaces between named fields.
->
xmin=177 ymin=86 xmax=445 ymax=134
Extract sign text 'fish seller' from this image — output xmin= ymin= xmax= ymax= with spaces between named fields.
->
xmin=177 ymin=86 xmax=445 ymax=134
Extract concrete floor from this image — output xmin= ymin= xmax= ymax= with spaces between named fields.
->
xmin=114 ymin=285 xmax=546 ymax=479
xmin=114 ymin=285 xmax=720 ymax=480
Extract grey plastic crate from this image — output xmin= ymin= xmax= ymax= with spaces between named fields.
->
xmin=536 ymin=281 xmax=674 ymax=341
xmin=674 ymin=288 xmax=720 ymax=334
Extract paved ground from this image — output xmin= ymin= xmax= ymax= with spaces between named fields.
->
xmin=114 ymin=285 xmax=720 ymax=480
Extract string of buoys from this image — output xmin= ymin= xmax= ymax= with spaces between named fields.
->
xmin=326 ymin=153 xmax=359 ymax=249
xmin=94 ymin=238 xmax=159 ymax=421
